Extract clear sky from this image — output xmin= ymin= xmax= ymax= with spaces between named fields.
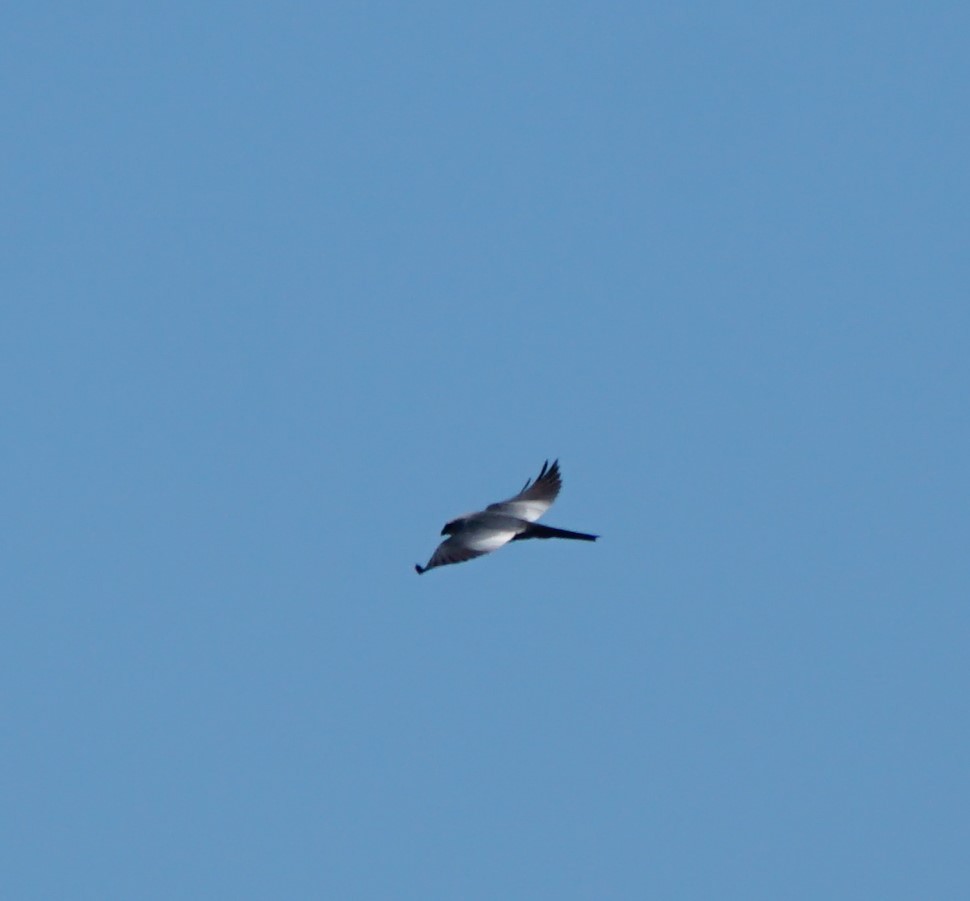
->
xmin=4 ymin=2 xmax=969 ymax=898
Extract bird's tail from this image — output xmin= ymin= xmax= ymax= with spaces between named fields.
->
xmin=517 ymin=524 xmax=598 ymax=542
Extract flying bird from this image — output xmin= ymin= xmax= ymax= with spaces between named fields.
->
xmin=415 ymin=459 xmax=598 ymax=574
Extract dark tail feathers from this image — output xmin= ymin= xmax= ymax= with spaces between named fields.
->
xmin=516 ymin=524 xmax=598 ymax=542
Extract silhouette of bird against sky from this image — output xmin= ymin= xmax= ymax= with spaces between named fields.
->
xmin=415 ymin=460 xmax=598 ymax=574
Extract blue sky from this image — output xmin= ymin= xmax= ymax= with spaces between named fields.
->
xmin=4 ymin=2 xmax=969 ymax=898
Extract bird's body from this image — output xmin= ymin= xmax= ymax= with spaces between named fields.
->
xmin=415 ymin=460 xmax=597 ymax=574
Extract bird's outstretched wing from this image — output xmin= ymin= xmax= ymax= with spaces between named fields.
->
xmin=416 ymin=540 xmax=488 ymax=574
xmin=485 ymin=459 xmax=562 ymax=522
xmin=415 ymin=521 xmax=521 ymax=574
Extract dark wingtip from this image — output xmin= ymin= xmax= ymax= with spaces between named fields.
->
xmin=415 ymin=564 xmax=425 ymax=575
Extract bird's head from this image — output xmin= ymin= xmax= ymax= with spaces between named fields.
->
xmin=441 ymin=517 xmax=464 ymax=536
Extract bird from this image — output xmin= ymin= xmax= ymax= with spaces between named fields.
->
xmin=415 ymin=459 xmax=597 ymax=574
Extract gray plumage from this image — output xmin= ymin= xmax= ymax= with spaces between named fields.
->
xmin=415 ymin=460 xmax=597 ymax=574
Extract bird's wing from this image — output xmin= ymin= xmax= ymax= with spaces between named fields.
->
xmin=417 ymin=522 xmax=519 ymax=573
xmin=484 ymin=459 xmax=562 ymax=523
xmin=418 ymin=540 xmax=488 ymax=572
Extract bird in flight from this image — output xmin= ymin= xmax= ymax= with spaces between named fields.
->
xmin=415 ymin=459 xmax=598 ymax=574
